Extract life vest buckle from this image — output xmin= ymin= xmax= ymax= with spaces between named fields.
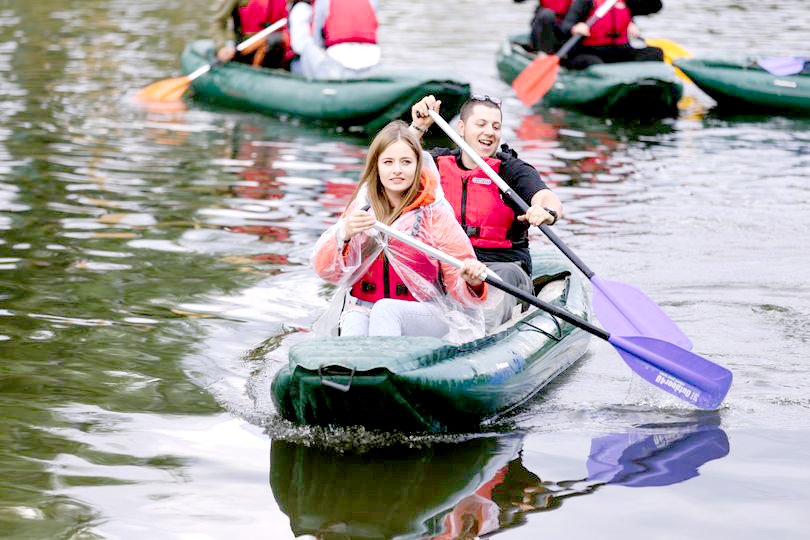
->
xmin=361 ymin=281 xmax=376 ymax=293
xmin=395 ymin=284 xmax=409 ymax=296
xmin=463 ymin=225 xmax=480 ymax=237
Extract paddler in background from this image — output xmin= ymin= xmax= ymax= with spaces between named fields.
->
xmin=287 ymin=0 xmax=381 ymax=80
xmin=513 ymin=0 xmax=572 ymax=54
xmin=558 ymin=0 xmax=666 ymax=70
xmin=212 ymin=0 xmax=293 ymax=69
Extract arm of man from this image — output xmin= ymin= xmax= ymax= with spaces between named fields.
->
xmin=409 ymin=95 xmax=441 ymax=140
xmin=289 ymin=1 xmax=315 ymax=55
xmin=311 ymin=0 xmax=328 ymax=48
xmin=626 ymin=0 xmax=663 ymax=16
xmin=561 ymin=0 xmax=593 ymax=36
xmin=212 ymin=0 xmax=239 ymax=53
xmin=499 ymin=152 xmax=563 ymax=226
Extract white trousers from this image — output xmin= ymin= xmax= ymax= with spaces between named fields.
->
xmin=339 ymin=298 xmax=449 ymax=338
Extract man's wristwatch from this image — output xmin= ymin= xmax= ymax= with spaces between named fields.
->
xmin=543 ymin=207 xmax=558 ymax=225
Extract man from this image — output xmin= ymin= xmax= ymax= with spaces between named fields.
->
xmin=409 ymin=95 xmax=563 ymax=327
xmin=560 ymin=0 xmax=665 ymax=70
xmin=212 ymin=0 xmax=292 ymax=69
xmin=514 ymin=0 xmax=572 ymax=54
xmin=288 ymin=0 xmax=381 ymax=80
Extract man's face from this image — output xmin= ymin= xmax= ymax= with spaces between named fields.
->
xmin=458 ymin=104 xmax=502 ymax=158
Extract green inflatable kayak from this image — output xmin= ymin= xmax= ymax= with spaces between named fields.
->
xmin=674 ymin=56 xmax=810 ymax=114
xmin=496 ymin=34 xmax=683 ymax=119
xmin=180 ymin=40 xmax=471 ymax=132
xmin=271 ymin=250 xmax=592 ymax=432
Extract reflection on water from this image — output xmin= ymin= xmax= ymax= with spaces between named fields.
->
xmin=271 ymin=416 xmax=728 ymax=539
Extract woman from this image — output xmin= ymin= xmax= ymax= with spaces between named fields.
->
xmin=311 ymin=121 xmax=490 ymax=342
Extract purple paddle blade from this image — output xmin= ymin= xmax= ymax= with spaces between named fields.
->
xmin=608 ymin=335 xmax=732 ymax=410
xmin=592 ymin=275 xmax=693 ymax=351
xmin=586 ymin=425 xmax=729 ymax=487
xmin=756 ymin=56 xmax=807 ymax=77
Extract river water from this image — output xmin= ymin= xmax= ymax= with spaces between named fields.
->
xmin=0 ymin=0 xmax=808 ymax=538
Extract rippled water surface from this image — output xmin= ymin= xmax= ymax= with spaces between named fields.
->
xmin=0 ymin=0 xmax=808 ymax=538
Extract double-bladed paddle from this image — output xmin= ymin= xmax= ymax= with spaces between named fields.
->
xmin=134 ymin=18 xmax=287 ymax=104
xmin=755 ymin=56 xmax=808 ymax=76
xmin=372 ymin=220 xmax=732 ymax=410
xmin=426 ymin=109 xmax=693 ymax=351
xmin=513 ymin=0 xmax=619 ymax=106
xmin=644 ymin=37 xmax=694 ymax=84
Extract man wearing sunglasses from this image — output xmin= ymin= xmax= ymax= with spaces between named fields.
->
xmin=409 ymin=94 xmax=563 ymax=327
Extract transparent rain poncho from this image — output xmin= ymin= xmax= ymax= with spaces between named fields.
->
xmin=310 ymin=167 xmax=498 ymax=344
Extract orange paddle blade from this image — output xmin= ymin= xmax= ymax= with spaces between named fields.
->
xmin=512 ymin=54 xmax=561 ymax=107
xmin=134 ymin=75 xmax=193 ymax=103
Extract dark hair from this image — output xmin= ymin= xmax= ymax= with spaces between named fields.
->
xmin=459 ymin=95 xmax=502 ymax=121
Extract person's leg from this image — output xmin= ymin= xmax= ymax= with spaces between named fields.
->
xmin=482 ymin=262 xmax=533 ymax=329
xmin=367 ymin=299 xmax=449 ymax=338
xmin=563 ymin=50 xmax=604 ymax=70
xmin=593 ymin=44 xmax=664 ymax=64
xmin=260 ymin=39 xmax=287 ymax=69
xmin=529 ymin=8 xmax=561 ymax=53
xmin=338 ymin=308 xmax=370 ymax=336
xmin=632 ymin=45 xmax=665 ymax=62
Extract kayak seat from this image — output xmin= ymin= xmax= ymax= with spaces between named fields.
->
xmin=487 ymin=271 xmax=571 ymax=335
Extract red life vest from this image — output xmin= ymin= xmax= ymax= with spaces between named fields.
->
xmin=540 ymin=0 xmax=573 ymax=20
xmin=350 ymin=237 xmax=439 ymax=303
xmin=317 ymin=0 xmax=378 ymax=47
xmin=238 ymin=0 xmax=288 ymax=35
xmin=583 ymin=0 xmax=631 ymax=46
xmin=436 ymin=155 xmax=516 ymax=250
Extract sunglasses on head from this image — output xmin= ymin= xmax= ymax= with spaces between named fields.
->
xmin=470 ymin=94 xmax=502 ymax=107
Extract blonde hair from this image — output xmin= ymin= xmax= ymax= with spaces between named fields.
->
xmin=351 ymin=120 xmax=424 ymax=225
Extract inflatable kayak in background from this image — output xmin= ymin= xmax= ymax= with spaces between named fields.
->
xmin=271 ymin=250 xmax=592 ymax=433
xmin=674 ymin=56 xmax=810 ymax=114
xmin=179 ymin=40 xmax=471 ymax=132
xmin=496 ymin=34 xmax=683 ymax=120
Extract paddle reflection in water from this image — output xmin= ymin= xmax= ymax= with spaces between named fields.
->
xmin=270 ymin=416 xmax=728 ymax=539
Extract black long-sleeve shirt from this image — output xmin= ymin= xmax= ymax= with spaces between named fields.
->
xmin=561 ymin=0 xmax=663 ymax=35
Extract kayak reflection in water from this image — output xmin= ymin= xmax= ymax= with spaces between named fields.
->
xmin=270 ymin=415 xmax=729 ymax=539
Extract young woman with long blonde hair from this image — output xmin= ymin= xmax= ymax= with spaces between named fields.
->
xmin=311 ymin=121 xmax=490 ymax=341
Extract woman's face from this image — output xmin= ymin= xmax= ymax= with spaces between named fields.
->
xmin=377 ymin=140 xmax=417 ymax=201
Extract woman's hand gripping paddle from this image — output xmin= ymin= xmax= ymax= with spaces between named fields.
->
xmin=134 ymin=18 xmax=287 ymax=104
xmin=512 ymin=0 xmax=619 ymax=106
xmin=427 ymin=109 xmax=693 ymax=351
xmin=373 ymin=220 xmax=732 ymax=410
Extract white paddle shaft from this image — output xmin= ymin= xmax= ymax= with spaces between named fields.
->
xmin=426 ymin=110 xmax=512 ymax=194
xmin=188 ymin=18 xmax=287 ymax=83
xmin=236 ymin=17 xmax=287 ymax=52
xmin=372 ymin=221 xmax=488 ymax=281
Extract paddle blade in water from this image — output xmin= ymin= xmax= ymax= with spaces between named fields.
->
xmin=592 ymin=275 xmax=693 ymax=351
xmin=512 ymin=54 xmax=560 ymax=107
xmin=645 ymin=37 xmax=692 ymax=63
xmin=645 ymin=37 xmax=693 ymax=84
xmin=608 ymin=335 xmax=732 ymax=410
xmin=134 ymin=76 xmax=192 ymax=103
xmin=756 ymin=56 xmax=807 ymax=77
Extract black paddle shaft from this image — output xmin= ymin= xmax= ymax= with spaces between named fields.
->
xmin=484 ymin=272 xmax=609 ymax=341
xmin=502 ymin=187 xmax=595 ymax=279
